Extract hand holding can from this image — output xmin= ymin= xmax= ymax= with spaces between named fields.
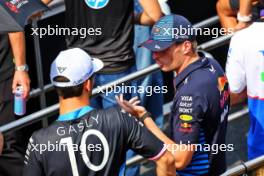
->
xmin=14 ymin=86 xmax=26 ymax=116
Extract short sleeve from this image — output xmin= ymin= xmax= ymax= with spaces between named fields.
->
xmin=225 ymin=36 xmax=246 ymax=93
xmin=171 ymin=93 xmax=207 ymax=144
xmin=121 ymin=112 xmax=166 ymax=160
xmin=23 ymin=133 xmax=44 ymax=176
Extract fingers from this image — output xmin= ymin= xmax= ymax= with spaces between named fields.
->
xmin=22 ymin=80 xmax=30 ymax=99
xmin=132 ymin=100 xmax=140 ymax=106
xmin=13 ymin=71 xmax=31 ymax=99
xmin=123 ymin=100 xmax=135 ymax=109
xmin=115 ymin=95 xmax=128 ymax=109
xmin=12 ymin=79 xmax=17 ymax=94
xmin=120 ymin=94 xmax=124 ymax=102
xmin=128 ymin=96 xmax=139 ymax=104
xmin=115 ymin=95 xmax=123 ymax=104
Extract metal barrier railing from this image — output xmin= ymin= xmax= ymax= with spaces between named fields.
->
xmin=126 ymin=105 xmax=249 ymax=167
xmin=0 ymin=33 xmax=233 ymax=133
xmin=221 ymin=155 xmax=264 ymax=176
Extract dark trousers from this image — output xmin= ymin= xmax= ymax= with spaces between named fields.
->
xmin=0 ymin=77 xmax=24 ymax=176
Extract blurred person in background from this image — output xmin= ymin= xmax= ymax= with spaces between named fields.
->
xmin=125 ymin=0 xmax=171 ymax=175
xmin=41 ymin=0 xmax=163 ymax=109
xmin=134 ymin=0 xmax=170 ymax=129
xmin=225 ymin=9 xmax=264 ymax=175
xmin=217 ymin=0 xmax=264 ymax=32
xmin=0 ymin=32 xmax=30 ymax=176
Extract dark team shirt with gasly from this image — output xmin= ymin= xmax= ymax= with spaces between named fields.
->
xmin=23 ymin=106 xmax=165 ymax=176
xmin=169 ymin=57 xmax=230 ymax=176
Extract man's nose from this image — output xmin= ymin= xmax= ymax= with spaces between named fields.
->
xmin=152 ymin=52 xmax=159 ymax=60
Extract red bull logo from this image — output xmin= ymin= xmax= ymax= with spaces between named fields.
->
xmin=5 ymin=2 xmax=18 ymax=13
xmin=5 ymin=0 xmax=29 ymax=13
xmin=181 ymin=123 xmax=192 ymax=128
xmin=218 ymin=76 xmax=228 ymax=92
xmin=179 ymin=122 xmax=193 ymax=133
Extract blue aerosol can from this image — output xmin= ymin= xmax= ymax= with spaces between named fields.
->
xmin=14 ymin=86 xmax=26 ymax=116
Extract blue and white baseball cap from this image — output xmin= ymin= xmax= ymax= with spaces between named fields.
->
xmin=50 ymin=48 xmax=104 ymax=87
xmin=140 ymin=14 xmax=196 ymax=52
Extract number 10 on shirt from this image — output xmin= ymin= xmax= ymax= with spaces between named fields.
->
xmin=60 ymin=129 xmax=110 ymax=176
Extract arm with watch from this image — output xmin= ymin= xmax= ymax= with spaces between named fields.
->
xmin=115 ymin=95 xmax=196 ymax=170
xmin=235 ymin=0 xmax=253 ymax=31
xmin=8 ymin=32 xmax=30 ymax=99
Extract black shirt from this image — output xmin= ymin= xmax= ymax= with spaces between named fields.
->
xmin=168 ymin=57 xmax=230 ymax=176
xmin=23 ymin=106 xmax=165 ymax=176
xmin=0 ymin=34 xmax=14 ymax=82
xmin=64 ymin=0 xmax=135 ymax=73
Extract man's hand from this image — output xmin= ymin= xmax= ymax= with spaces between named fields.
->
xmin=30 ymin=11 xmax=43 ymax=21
xmin=115 ymin=94 xmax=146 ymax=118
xmin=0 ymin=133 xmax=3 ymax=155
xmin=12 ymin=71 xmax=30 ymax=99
xmin=234 ymin=21 xmax=251 ymax=31
xmin=8 ymin=32 xmax=30 ymax=99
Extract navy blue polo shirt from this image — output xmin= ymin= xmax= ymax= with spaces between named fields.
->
xmin=169 ymin=57 xmax=230 ymax=176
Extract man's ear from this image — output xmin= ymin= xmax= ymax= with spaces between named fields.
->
xmin=182 ymin=41 xmax=192 ymax=54
xmin=84 ymin=79 xmax=93 ymax=92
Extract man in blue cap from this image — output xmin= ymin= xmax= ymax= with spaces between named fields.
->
xmin=116 ymin=14 xmax=231 ymax=175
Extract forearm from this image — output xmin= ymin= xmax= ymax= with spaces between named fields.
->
xmin=138 ymin=0 xmax=163 ymax=25
xmin=230 ymin=90 xmax=247 ymax=106
xmin=8 ymin=32 xmax=26 ymax=66
xmin=156 ymin=167 xmax=175 ymax=176
xmin=42 ymin=0 xmax=53 ymax=5
xmin=9 ymin=32 xmax=30 ymax=97
xmin=135 ymin=12 xmax=160 ymax=25
xmin=144 ymin=117 xmax=175 ymax=145
xmin=143 ymin=117 xmax=194 ymax=169
xmin=239 ymin=0 xmax=252 ymax=16
xmin=155 ymin=150 xmax=176 ymax=176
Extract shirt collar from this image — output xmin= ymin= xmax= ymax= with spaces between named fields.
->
xmin=57 ymin=106 xmax=94 ymax=121
xmin=174 ymin=57 xmax=209 ymax=88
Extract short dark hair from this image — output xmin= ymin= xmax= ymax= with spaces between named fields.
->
xmin=53 ymin=76 xmax=84 ymax=99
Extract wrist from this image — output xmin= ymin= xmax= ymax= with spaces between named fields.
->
xmin=139 ymin=111 xmax=151 ymax=123
xmin=15 ymin=64 xmax=29 ymax=72
xmin=237 ymin=12 xmax=252 ymax=23
xmin=134 ymin=12 xmax=142 ymax=24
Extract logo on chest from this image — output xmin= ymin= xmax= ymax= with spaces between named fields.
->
xmin=84 ymin=0 xmax=109 ymax=9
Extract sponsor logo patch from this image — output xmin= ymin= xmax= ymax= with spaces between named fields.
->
xmin=179 ymin=114 xmax=193 ymax=122
xmin=84 ymin=0 xmax=109 ymax=9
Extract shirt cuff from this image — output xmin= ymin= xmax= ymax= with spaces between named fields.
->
xmin=148 ymin=144 xmax=167 ymax=161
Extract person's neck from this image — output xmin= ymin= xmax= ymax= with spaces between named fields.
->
xmin=176 ymin=53 xmax=200 ymax=74
xmin=59 ymin=95 xmax=90 ymax=115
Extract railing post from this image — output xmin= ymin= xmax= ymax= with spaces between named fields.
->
xmin=31 ymin=19 xmax=48 ymax=127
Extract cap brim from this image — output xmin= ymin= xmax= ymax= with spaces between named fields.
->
xmin=91 ymin=58 xmax=104 ymax=73
xmin=139 ymin=39 xmax=175 ymax=52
